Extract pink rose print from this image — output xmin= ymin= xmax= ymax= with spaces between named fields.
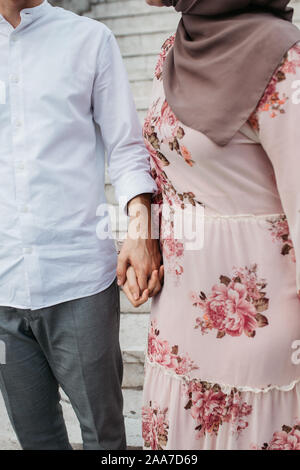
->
xmin=144 ymin=34 xmax=197 ymax=169
xmin=156 ymin=100 xmax=180 ymax=142
xmin=142 ymin=402 xmax=169 ymax=450
xmin=191 ymin=264 xmax=269 ymax=338
xmin=184 ymin=380 xmax=252 ymax=438
xmin=148 ymin=321 xmax=197 ymax=376
xmin=198 ymin=283 xmax=258 ymax=337
xmin=258 ymin=421 xmax=300 ymax=450
xmin=267 ymin=215 xmax=295 ymax=262
xmin=161 ymin=214 xmax=185 ymax=279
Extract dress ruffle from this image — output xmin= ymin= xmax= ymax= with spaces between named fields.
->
xmin=143 ymin=358 xmax=300 ymax=450
xmin=146 ymin=357 xmax=300 ymax=394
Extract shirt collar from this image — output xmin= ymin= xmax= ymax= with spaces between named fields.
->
xmin=0 ymin=1 xmax=51 ymax=25
xmin=20 ymin=1 xmax=51 ymax=19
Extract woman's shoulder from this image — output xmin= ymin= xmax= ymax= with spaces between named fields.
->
xmin=154 ymin=34 xmax=176 ymax=81
xmin=260 ymin=41 xmax=300 ymax=107
xmin=249 ymin=41 xmax=300 ymax=131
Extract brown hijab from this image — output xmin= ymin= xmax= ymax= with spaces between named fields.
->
xmin=162 ymin=0 xmax=300 ymax=146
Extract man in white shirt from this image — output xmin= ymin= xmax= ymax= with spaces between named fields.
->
xmin=0 ymin=0 xmax=161 ymax=450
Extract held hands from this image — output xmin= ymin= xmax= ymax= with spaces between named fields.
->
xmin=122 ymin=264 xmax=164 ymax=308
xmin=116 ymin=194 xmax=164 ymax=307
xmin=117 ymin=237 xmax=164 ymax=307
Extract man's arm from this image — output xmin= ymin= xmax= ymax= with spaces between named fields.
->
xmin=92 ymin=30 xmax=157 ymax=212
xmin=91 ymin=28 xmax=161 ymax=293
xmin=117 ymin=193 xmax=162 ymax=294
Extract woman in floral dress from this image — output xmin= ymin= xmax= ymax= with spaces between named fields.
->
xmin=140 ymin=0 xmax=300 ymax=450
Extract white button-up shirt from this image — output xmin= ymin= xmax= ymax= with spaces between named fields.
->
xmin=0 ymin=1 xmax=157 ymax=309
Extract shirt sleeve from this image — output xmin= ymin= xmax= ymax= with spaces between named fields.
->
xmin=251 ymin=43 xmax=300 ymax=298
xmin=92 ymin=30 xmax=157 ymax=214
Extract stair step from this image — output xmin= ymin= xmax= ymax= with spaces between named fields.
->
xmin=54 ymin=0 xmax=91 ymax=15
xmin=86 ymin=0 xmax=167 ymax=19
xmin=91 ymin=12 xmax=178 ymax=37
xmin=130 ymin=77 xmax=153 ymax=96
xmin=120 ymin=313 xmax=149 ymax=353
xmin=117 ymin=31 xmax=173 ymax=56
xmin=130 ymin=79 xmax=153 ymax=111
xmin=138 ymin=109 xmax=147 ymax=123
xmin=125 ymin=53 xmax=157 ymax=80
xmin=134 ymin=95 xmax=151 ymax=111
xmin=292 ymin=0 xmax=300 ymax=22
xmin=120 ymin=290 xmax=151 ymax=313
xmin=122 ymin=360 xmax=145 ymax=389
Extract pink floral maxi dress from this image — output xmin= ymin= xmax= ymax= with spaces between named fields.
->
xmin=142 ymin=36 xmax=300 ymax=450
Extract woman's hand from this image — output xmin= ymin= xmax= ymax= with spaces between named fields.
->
xmin=122 ymin=265 xmax=164 ymax=308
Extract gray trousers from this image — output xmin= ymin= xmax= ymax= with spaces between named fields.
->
xmin=0 ymin=279 xmax=126 ymax=450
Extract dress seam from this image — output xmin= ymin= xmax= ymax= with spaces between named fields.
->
xmin=145 ymin=357 xmax=300 ymax=394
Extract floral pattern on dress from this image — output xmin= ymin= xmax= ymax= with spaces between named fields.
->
xmin=183 ymin=380 xmax=252 ymax=439
xmin=147 ymin=320 xmax=198 ymax=376
xmin=144 ymin=96 xmax=195 ymax=168
xmin=155 ymin=34 xmax=176 ymax=81
xmin=253 ymin=421 xmax=300 ymax=450
xmin=145 ymin=140 xmax=198 ymax=211
xmin=144 ymin=34 xmax=197 ymax=171
xmin=144 ymin=38 xmax=204 ymax=280
xmin=249 ymin=44 xmax=300 ymax=130
xmin=145 ymin=141 xmax=193 ymax=280
xmin=142 ymin=401 xmax=169 ymax=450
xmin=161 ymin=232 xmax=185 ymax=279
xmin=267 ymin=215 xmax=296 ymax=261
xmin=190 ymin=264 xmax=269 ymax=338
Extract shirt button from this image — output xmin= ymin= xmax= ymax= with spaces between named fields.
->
xmin=11 ymin=36 xmax=18 ymax=43
xmin=24 ymin=247 xmax=32 ymax=255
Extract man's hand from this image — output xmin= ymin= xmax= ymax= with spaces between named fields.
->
xmin=122 ymin=265 xmax=164 ymax=307
xmin=117 ymin=194 xmax=162 ymax=295
xmin=117 ymin=237 xmax=162 ymax=293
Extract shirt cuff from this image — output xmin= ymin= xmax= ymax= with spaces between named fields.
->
xmin=114 ymin=172 xmax=157 ymax=215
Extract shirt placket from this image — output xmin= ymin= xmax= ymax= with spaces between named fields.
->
xmin=9 ymin=24 xmax=44 ymax=309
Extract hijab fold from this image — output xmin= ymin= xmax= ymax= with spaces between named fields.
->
xmin=161 ymin=0 xmax=300 ymax=146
